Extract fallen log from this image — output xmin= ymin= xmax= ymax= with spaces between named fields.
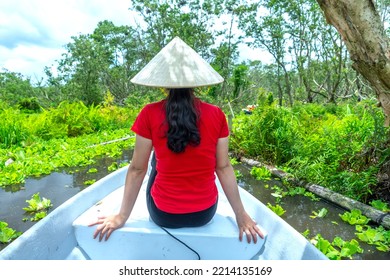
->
xmin=239 ymin=156 xmax=390 ymax=229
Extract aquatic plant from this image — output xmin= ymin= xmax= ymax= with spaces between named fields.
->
xmin=267 ymin=203 xmax=286 ymax=217
xmin=355 ymin=225 xmax=390 ymax=252
xmin=87 ymin=168 xmax=98 ymax=173
xmin=0 ymin=129 xmax=136 ymax=187
xmin=0 ymin=221 xmax=21 ymax=243
xmin=229 ymin=157 xmax=239 ymax=166
xmin=310 ymin=208 xmax=328 ymax=219
xmin=83 ymin=179 xmax=96 ymax=185
xmin=23 ymin=192 xmax=52 ymax=213
xmin=339 ymin=209 xmax=370 ymax=225
xmin=250 ymin=166 xmax=272 ymax=181
xmin=370 ymin=200 xmax=390 ymax=212
xmin=310 ymin=233 xmax=363 ymax=260
xmin=23 ymin=192 xmax=52 ymax=222
xmin=234 ymin=170 xmax=243 ymax=179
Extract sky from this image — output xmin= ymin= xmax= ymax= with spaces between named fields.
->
xmin=0 ymin=0 xmax=266 ymax=83
xmin=0 ymin=0 xmax=137 ymax=82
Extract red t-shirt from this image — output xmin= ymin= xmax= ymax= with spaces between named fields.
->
xmin=131 ymin=98 xmax=229 ymax=213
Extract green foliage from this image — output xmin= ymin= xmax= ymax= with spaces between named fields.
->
xmin=87 ymin=168 xmax=98 ymax=173
xmin=108 ymin=162 xmax=119 ymax=172
xmin=0 ymin=71 xmax=36 ymax=106
xmin=0 ymin=101 xmax=136 ymax=147
xmin=0 ymin=129 xmax=135 ymax=187
xmin=231 ymin=64 xmax=250 ymax=100
xmin=370 ymin=200 xmax=390 ymax=212
xmin=310 ymin=208 xmax=328 ymax=219
xmin=286 ymin=186 xmax=306 ymax=196
xmin=231 ymin=100 xmax=388 ymax=204
xmin=234 ymin=169 xmax=243 ymax=179
xmin=331 ymin=237 xmax=364 ymax=259
xmin=250 ymin=166 xmax=272 ymax=180
xmin=270 ymin=185 xmax=286 ymax=203
xmin=83 ymin=179 xmax=96 ymax=185
xmin=309 ymin=233 xmax=363 ymax=260
xmin=29 ymin=101 xmax=134 ymax=140
xmin=23 ymin=193 xmax=52 ymax=213
xmin=107 ymin=161 xmax=129 ymax=172
xmin=0 ymin=108 xmax=30 ymax=148
xmin=17 ymin=97 xmax=41 ymax=113
xmin=0 ymin=221 xmax=22 ymax=243
xmin=23 ymin=192 xmax=53 ymax=222
xmin=355 ymin=225 xmax=390 ymax=252
xmin=231 ymin=100 xmax=298 ymax=163
xmin=339 ymin=209 xmax=370 ymax=225
xmin=285 ymin=186 xmax=320 ymax=201
xmin=267 ymin=203 xmax=286 ymax=216
xmin=0 ymin=101 xmax=137 ymax=187
xmin=230 ymin=157 xmax=239 ymax=166
xmin=30 ymin=212 xmax=48 ymax=222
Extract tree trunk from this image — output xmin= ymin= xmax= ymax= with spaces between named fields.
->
xmin=316 ymin=0 xmax=390 ymax=126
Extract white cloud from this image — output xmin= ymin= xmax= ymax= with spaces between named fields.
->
xmin=0 ymin=0 xmax=271 ymax=83
xmin=0 ymin=0 xmax=134 ymax=82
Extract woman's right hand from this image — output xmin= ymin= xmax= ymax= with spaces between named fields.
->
xmin=235 ymin=211 xmax=265 ymax=244
xmin=88 ymin=214 xmax=127 ymax=241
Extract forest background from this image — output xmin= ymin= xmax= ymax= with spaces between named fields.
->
xmin=1 ymin=0 xmax=390 ymax=210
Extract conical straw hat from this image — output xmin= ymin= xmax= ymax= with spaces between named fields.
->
xmin=130 ymin=37 xmax=224 ymax=88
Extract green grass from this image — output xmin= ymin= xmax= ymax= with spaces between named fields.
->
xmin=230 ymin=99 xmax=389 ymax=204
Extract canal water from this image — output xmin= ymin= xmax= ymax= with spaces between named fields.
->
xmin=1 ymin=149 xmax=389 ymax=260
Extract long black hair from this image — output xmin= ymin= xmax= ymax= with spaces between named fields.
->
xmin=165 ymin=88 xmax=200 ymax=153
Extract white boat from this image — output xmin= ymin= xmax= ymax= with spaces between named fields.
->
xmin=0 ymin=161 xmax=327 ymax=260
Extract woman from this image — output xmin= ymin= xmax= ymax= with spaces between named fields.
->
xmin=89 ymin=37 xmax=264 ymax=244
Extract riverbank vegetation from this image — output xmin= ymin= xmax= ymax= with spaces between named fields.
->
xmin=0 ymin=97 xmax=138 ymax=188
xmin=1 ymin=0 xmax=389 ymax=256
xmin=230 ymin=95 xmax=390 ymax=205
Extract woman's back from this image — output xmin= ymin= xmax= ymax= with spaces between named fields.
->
xmin=132 ymin=98 xmax=229 ymax=213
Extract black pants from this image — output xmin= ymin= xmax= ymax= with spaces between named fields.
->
xmin=146 ymin=153 xmax=217 ymax=228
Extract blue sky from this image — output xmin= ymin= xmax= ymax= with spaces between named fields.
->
xmin=0 ymin=0 xmax=267 ymax=83
xmin=0 ymin=0 xmax=135 ymax=82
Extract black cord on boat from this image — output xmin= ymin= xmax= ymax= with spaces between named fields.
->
xmin=159 ymin=226 xmax=201 ymax=260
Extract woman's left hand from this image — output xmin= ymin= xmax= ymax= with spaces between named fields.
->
xmin=88 ymin=214 xmax=126 ymax=241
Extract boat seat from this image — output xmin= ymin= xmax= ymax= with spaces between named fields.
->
xmin=73 ymin=184 xmax=266 ymax=260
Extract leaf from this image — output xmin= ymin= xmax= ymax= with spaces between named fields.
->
xmin=302 ymin=229 xmax=310 ymax=238
xmin=23 ymin=192 xmax=52 ymax=213
xmin=317 ymin=208 xmax=328 ymax=218
xmin=0 ymin=221 xmax=22 ymax=243
xmin=370 ymin=200 xmax=390 ymax=212
xmin=310 ymin=208 xmax=328 ymax=219
xmin=31 ymin=211 xmax=47 ymax=222
xmin=83 ymin=179 xmax=96 ymax=185
xmin=339 ymin=209 xmax=369 ymax=225
xmin=375 ymin=243 xmax=389 ymax=252
xmin=267 ymin=203 xmax=286 ymax=216
xmin=87 ymin=168 xmax=98 ymax=173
